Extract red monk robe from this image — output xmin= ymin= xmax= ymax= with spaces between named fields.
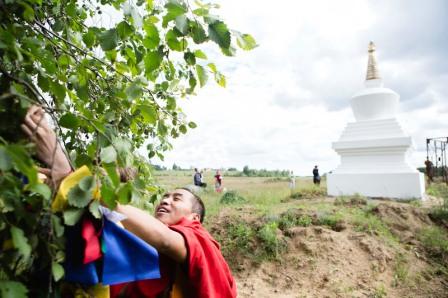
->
xmin=110 ymin=217 xmax=237 ymax=298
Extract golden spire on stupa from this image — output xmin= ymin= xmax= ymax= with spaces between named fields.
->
xmin=366 ymin=41 xmax=381 ymax=81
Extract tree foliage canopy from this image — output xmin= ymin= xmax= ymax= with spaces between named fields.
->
xmin=0 ymin=0 xmax=256 ymax=295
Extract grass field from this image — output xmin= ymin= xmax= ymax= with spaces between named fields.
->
xmin=154 ymin=170 xmax=326 ymax=219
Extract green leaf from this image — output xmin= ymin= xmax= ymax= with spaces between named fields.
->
xmin=0 ymin=147 xmax=12 ymax=171
xmin=166 ymin=30 xmax=184 ymax=51
xmin=163 ymin=0 xmax=187 ymax=27
xmin=188 ymin=75 xmax=197 ymax=93
xmin=194 ymin=49 xmax=207 ymax=59
xmin=190 ymin=22 xmax=207 ymax=44
xmin=89 ymin=200 xmax=101 ymax=219
xmin=207 ymin=63 xmax=217 ymax=73
xmin=175 ymin=15 xmax=188 ymax=35
xmin=58 ymin=54 xmax=71 ymax=68
xmin=67 ymin=184 xmax=92 ymax=208
xmin=117 ymin=183 xmax=132 ymax=204
xmin=138 ymin=104 xmax=157 ymax=124
xmin=208 ymin=21 xmax=231 ymax=48
xmin=51 ymin=81 xmax=66 ymax=103
xmin=221 ymin=45 xmax=236 ymax=57
xmin=99 ymin=29 xmax=119 ymax=51
xmin=196 ymin=65 xmax=208 ymax=87
xmin=101 ymin=146 xmax=117 ymax=163
xmin=215 ymin=72 xmax=226 ymax=87
xmin=236 ymin=33 xmax=258 ymax=51
xmin=22 ymin=2 xmax=35 ymax=21
xmin=188 ymin=121 xmax=197 ymax=128
xmin=146 ymin=0 xmax=154 ymax=10
xmin=79 ymin=175 xmax=96 ymax=192
xmin=144 ymin=51 xmax=162 ymax=73
xmin=179 ymin=124 xmax=187 ymax=134
xmin=0 ymin=281 xmax=28 ymax=298
xmin=184 ymin=52 xmax=196 ymax=66
xmin=63 ymin=208 xmax=84 ymax=226
xmin=66 ymin=2 xmax=76 ymax=17
xmin=53 ymin=19 xmax=64 ymax=32
xmin=125 ymin=83 xmax=143 ymax=101
xmin=143 ymin=22 xmax=160 ymax=49
xmin=117 ymin=21 xmax=134 ymax=40
xmin=60 ymin=113 xmax=80 ymax=129
xmin=29 ymin=183 xmax=51 ymax=200
xmin=52 ymin=215 xmax=64 ymax=237
xmin=105 ymin=49 xmax=117 ymax=62
xmin=103 ymin=164 xmax=120 ymax=187
xmin=76 ymin=85 xmax=89 ymax=101
xmin=192 ymin=8 xmax=208 ymax=16
xmin=52 ymin=262 xmax=64 ymax=282
xmin=37 ymin=73 xmax=50 ymax=92
xmin=6 ymin=145 xmax=37 ymax=185
xmin=82 ymin=30 xmax=95 ymax=48
xmin=101 ymin=181 xmax=116 ymax=209
xmin=10 ymin=226 xmax=31 ymax=259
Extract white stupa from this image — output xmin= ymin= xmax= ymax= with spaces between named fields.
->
xmin=327 ymin=42 xmax=425 ymax=199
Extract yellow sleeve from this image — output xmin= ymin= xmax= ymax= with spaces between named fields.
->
xmin=51 ymin=165 xmax=92 ymax=212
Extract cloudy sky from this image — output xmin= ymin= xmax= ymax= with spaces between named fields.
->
xmin=158 ymin=0 xmax=448 ymax=175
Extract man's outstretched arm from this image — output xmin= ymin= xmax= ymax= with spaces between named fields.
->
xmin=116 ymin=204 xmax=187 ymax=263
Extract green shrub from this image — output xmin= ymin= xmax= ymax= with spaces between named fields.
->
xmin=220 ymin=191 xmax=246 ymax=204
xmin=351 ymin=210 xmax=398 ymax=246
xmin=427 ymin=183 xmax=448 ymax=198
xmin=334 ymin=194 xmax=367 ymax=206
xmin=277 ymin=209 xmax=312 ymax=230
xmin=257 ymin=222 xmax=286 ymax=259
xmin=297 ymin=215 xmax=313 ymax=227
xmin=371 ymin=284 xmax=387 ymax=298
xmin=419 ymin=226 xmax=448 ymax=263
xmin=428 ymin=184 xmax=448 ymax=223
xmin=316 ymin=212 xmax=343 ymax=229
xmin=289 ymin=186 xmax=326 ymax=200
xmin=227 ymin=223 xmax=254 ymax=252
xmin=392 ymin=253 xmax=409 ymax=286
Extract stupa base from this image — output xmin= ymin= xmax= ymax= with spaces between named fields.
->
xmin=327 ymin=172 xmax=425 ymax=199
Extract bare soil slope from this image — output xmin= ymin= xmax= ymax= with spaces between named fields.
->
xmin=209 ymin=200 xmax=448 ymax=298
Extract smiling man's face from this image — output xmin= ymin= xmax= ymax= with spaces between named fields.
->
xmin=155 ymin=188 xmax=198 ymax=225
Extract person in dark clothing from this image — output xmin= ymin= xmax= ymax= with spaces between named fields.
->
xmin=313 ymin=165 xmax=320 ymax=186
xmin=193 ymin=168 xmax=207 ymax=187
xmin=425 ymin=158 xmax=434 ymax=185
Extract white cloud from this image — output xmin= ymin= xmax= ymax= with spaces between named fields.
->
xmin=158 ymin=0 xmax=448 ymax=175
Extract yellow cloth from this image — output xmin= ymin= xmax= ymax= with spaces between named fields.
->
xmin=92 ymin=284 xmax=110 ymax=298
xmin=53 ymin=166 xmax=110 ymax=298
xmin=71 ymin=284 xmax=109 ymax=298
xmin=52 ymin=165 xmax=99 ymax=212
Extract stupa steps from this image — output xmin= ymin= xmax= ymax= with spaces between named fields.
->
xmin=338 ymin=119 xmax=405 ymax=140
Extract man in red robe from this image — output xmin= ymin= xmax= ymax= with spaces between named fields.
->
xmin=110 ymin=188 xmax=237 ymax=297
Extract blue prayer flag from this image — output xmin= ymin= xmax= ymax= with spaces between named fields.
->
xmin=101 ymin=218 xmax=161 ymax=285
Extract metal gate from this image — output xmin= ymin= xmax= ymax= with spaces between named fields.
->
xmin=426 ymin=137 xmax=448 ymax=184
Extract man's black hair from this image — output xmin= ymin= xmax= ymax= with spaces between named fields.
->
xmin=180 ymin=187 xmax=205 ymax=223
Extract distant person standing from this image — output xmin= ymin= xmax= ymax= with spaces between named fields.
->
xmin=214 ymin=170 xmax=223 ymax=192
xmin=313 ymin=165 xmax=320 ymax=186
xmin=425 ymin=158 xmax=434 ymax=184
xmin=289 ymin=170 xmax=296 ymax=193
xmin=194 ymin=168 xmax=207 ymax=187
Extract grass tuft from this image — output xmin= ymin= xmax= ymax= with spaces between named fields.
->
xmin=220 ymin=191 xmax=247 ymax=204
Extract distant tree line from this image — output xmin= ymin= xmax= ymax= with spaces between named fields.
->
xmin=227 ymin=165 xmax=290 ymax=177
xmin=152 ymin=164 xmax=291 ymax=177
